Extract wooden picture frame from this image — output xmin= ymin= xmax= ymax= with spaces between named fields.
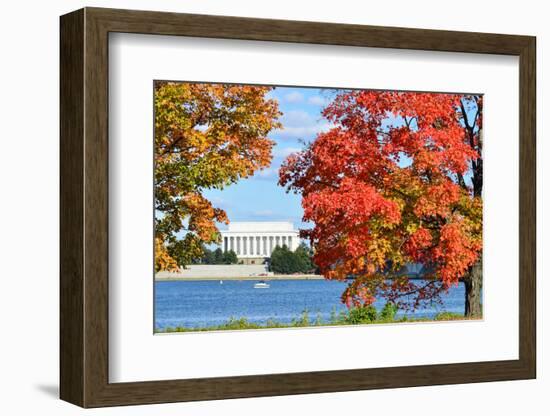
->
xmin=60 ymin=7 xmax=536 ymax=408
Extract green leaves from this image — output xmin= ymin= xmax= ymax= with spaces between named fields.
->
xmin=269 ymin=243 xmax=315 ymax=274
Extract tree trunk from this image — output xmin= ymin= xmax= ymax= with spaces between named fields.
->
xmin=463 ymin=257 xmax=482 ymax=318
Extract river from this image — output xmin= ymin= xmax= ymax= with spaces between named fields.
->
xmin=155 ymin=279 xmax=468 ymax=330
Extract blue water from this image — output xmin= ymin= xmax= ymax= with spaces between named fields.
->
xmin=154 ymin=279 xmax=467 ymax=330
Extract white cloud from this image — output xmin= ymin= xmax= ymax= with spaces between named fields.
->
xmin=274 ymin=124 xmax=331 ymax=139
xmin=308 ymin=95 xmax=329 ymax=106
xmin=284 ymin=91 xmax=304 ymax=103
xmin=208 ymin=195 xmax=227 ymax=205
xmin=204 ymin=194 xmax=235 ymax=211
xmin=254 ymin=167 xmax=278 ymax=180
xmin=282 ymin=110 xmax=313 ymax=126
xmin=270 ymin=110 xmax=336 ymax=141
xmin=273 ymin=146 xmax=302 ymax=158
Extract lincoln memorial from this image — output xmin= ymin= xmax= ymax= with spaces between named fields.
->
xmin=220 ymin=221 xmax=300 ymax=264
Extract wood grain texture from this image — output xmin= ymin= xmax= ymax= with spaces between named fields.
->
xmin=518 ymin=38 xmax=537 ymax=376
xmin=59 ymin=8 xmax=84 ymax=407
xmin=59 ymin=7 xmax=537 ymax=408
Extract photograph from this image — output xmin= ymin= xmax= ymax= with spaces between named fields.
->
xmin=153 ymin=81 xmax=484 ymax=333
xmin=0 ymin=0 xmax=542 ymax=412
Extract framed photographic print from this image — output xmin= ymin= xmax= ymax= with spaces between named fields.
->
xmin=60 ymin=7 xmax=536 ymax=408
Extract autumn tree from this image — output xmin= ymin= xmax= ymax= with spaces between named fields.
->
xmin=155 ymin=82 xmax=281 ymax=272
xmin=280 ymin=91 xmax=483 ymax=317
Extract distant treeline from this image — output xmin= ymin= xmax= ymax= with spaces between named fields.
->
xmin=193 ymin=243 xmax=318 ymax=274
xmin=193 ymin=247 xmax=238 ymax=265
xmin=269 ymin=243 xmax=317 ymax=274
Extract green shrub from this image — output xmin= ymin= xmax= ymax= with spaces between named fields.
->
xmin=222 ymin=249 xmax=238 ymax=264
xmin=269 ymin=243 xmax=316 ymax=274
xmin=434 ymin=312 xmax=463 ymax=321
xmin=344 ymin=306 xmax=378 ymax=324
xmin=314 ymin=312 xmax=323 ymax=326
xmin=291 ymin=309 xmax=310 ymax=326
xmin=156 ymin=307 xmax=467 ymax=333
xmin=379 ymin=302 xmax=398 ymax=321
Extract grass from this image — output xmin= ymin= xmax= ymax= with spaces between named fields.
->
xmin=155 ymin=305 xmax=471 ymax=333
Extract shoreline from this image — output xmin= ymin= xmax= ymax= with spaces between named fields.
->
xmin=155 ymin=312 xmax=474 ymax=333
xmin=155 ymin=274 xmax=324 ymax=281
xmin=154 ymin=275 xmax=434 ymax=281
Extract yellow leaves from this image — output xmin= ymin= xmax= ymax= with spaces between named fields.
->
xmin=183 ymin=193 xmax=227 ymax=243
xmin=366 ymin=236 xmax=392 ymax=268
xmin=154 ymin=82 xmax=281 ymax=271
xmin=406 ymin=222 xmax=419 ymax=234
xmin=155 ymin=237 xmax=179 ymax=273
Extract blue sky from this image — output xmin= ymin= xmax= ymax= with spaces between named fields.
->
xmin=203 ymin=86 xmax=337 ymax=232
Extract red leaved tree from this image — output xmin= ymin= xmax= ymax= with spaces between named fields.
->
xmin=279 ymin=91 xmax=483 ymax=317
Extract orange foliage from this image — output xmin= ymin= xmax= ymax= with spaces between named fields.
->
xmin=155 ymin=82 xmax=281 ymax=271
xmin=280 ymin=91 xmax=483 ymax=309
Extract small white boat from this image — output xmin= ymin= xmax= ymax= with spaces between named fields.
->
xmin=254 ymin=280 xmax=270 ymax=289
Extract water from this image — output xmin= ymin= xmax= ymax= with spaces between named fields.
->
xmin=155 ymin=279 xmax=467 ymax=330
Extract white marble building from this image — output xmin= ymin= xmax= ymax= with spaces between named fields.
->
xmin=220 ymin=221 xmax=299 ymax=264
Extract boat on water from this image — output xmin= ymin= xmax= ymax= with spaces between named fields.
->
xmin=254 ymin=280 xmax=270 ymax=289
